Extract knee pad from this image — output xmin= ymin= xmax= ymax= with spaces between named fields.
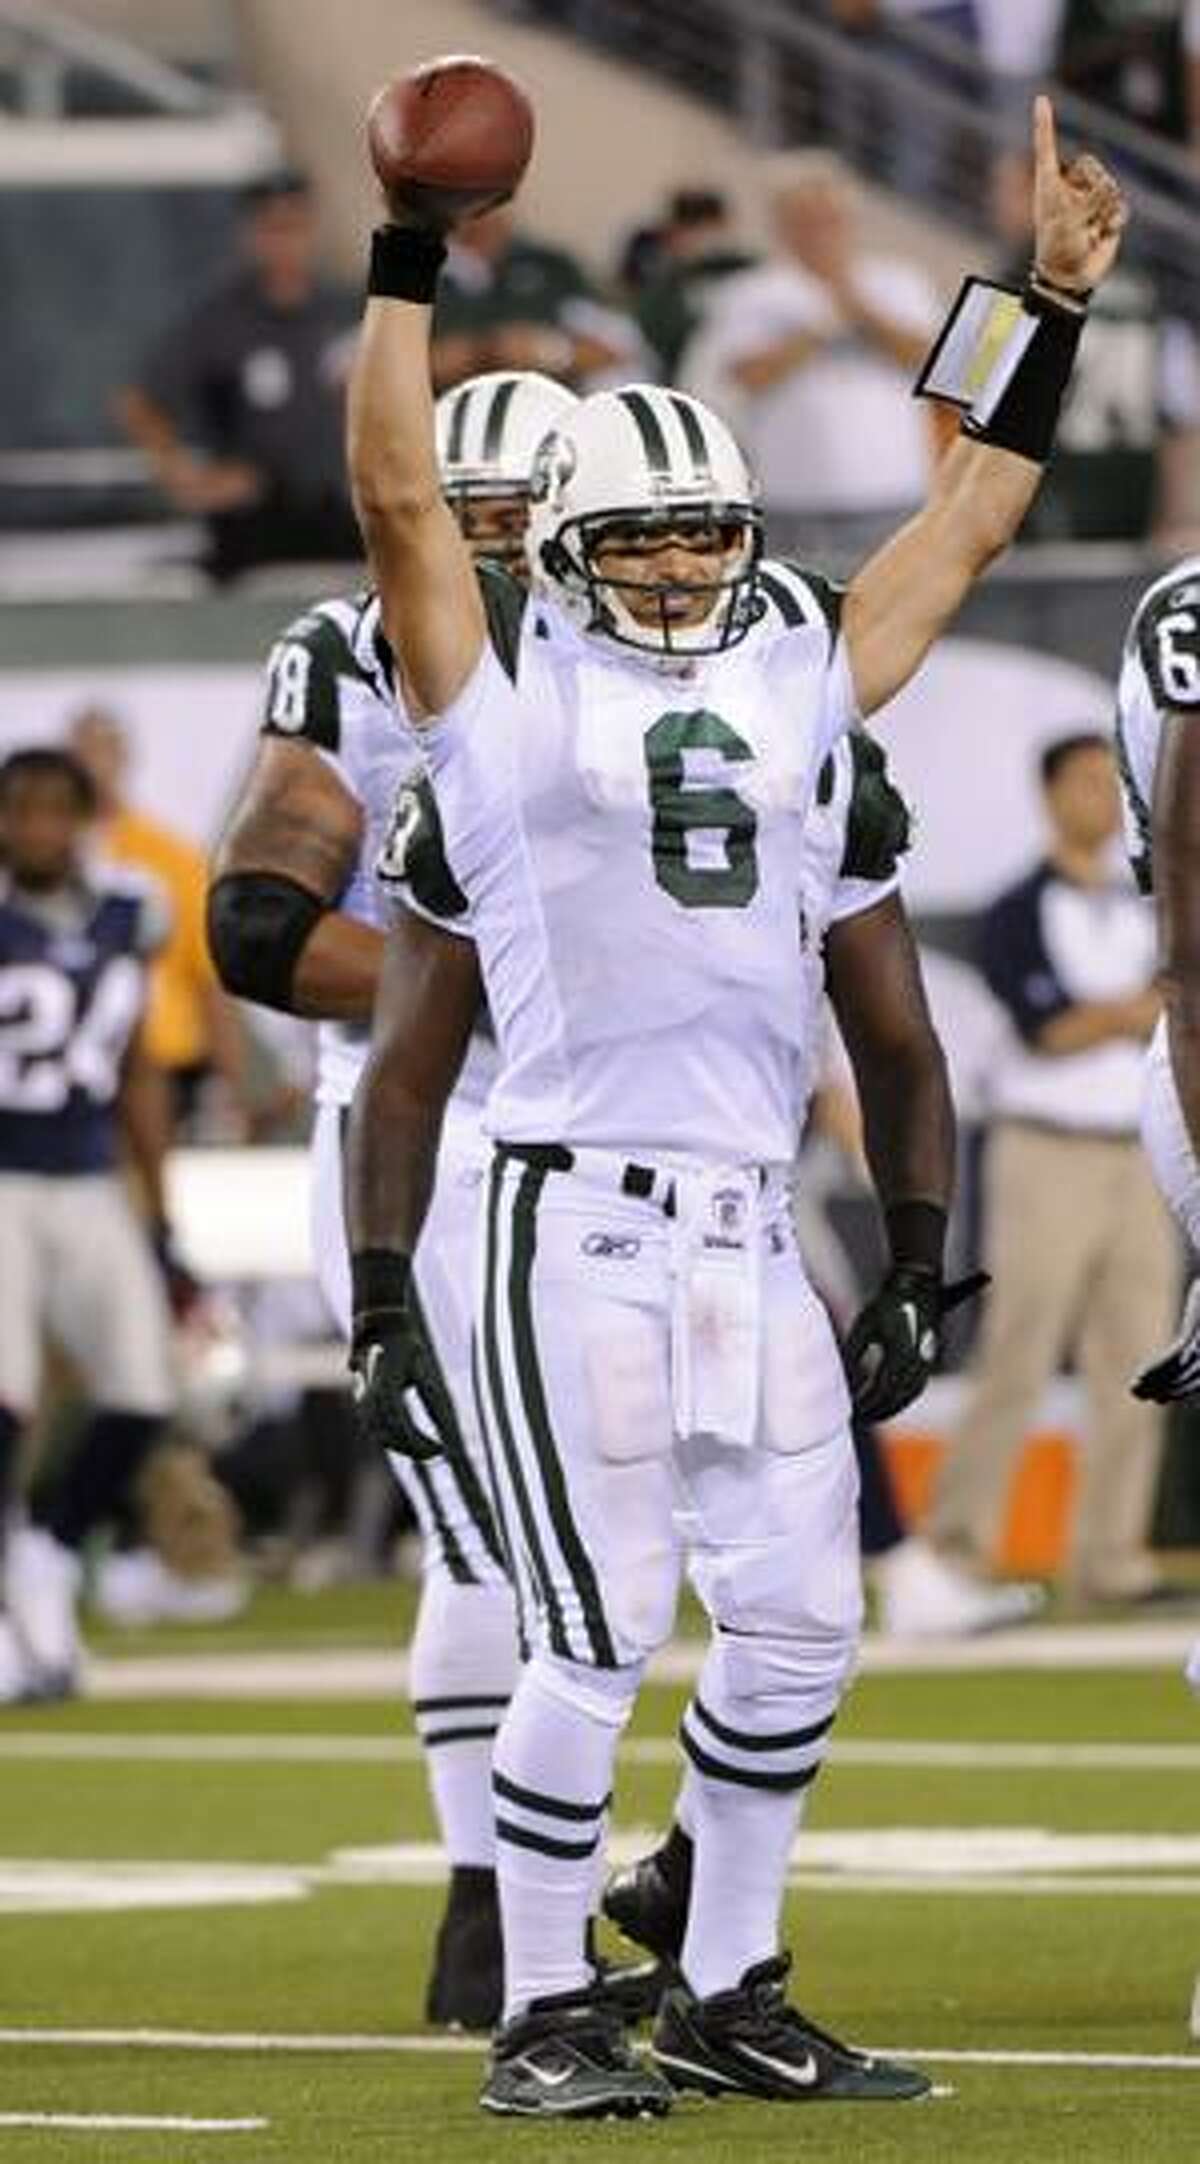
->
xmin=527 ymin=1648 xmax=644 ymax=1734
xmin=409 ymin=1576 xmax=520 ymax=1710
xmin=712 ymin=1622 xmax=857 ymax=1723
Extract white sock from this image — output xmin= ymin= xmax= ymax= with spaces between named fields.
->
xmin=678 ymin=1646 xmax=836 ymax=2000
xmin=410 ymin=1576 xmax=520 ymax=1868
xmin=493 ymin=1653 xmax=639 ymax=2019
xmin=682 ymin=1779 xmax=809 ymax=1998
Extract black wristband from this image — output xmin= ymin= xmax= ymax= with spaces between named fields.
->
xmin=351 ymin=1247 xmax=413 ymax=1321
xmin=367 ymin=223 xmax=447 ymax=303
xmin=885 ymin=1201 xmax=947 ymax=1276
xmin=961 ymin=292 xmax=1085 ymax=464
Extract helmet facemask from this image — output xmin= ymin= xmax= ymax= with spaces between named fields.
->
xmin=547 ymin=502 xmax=764 ymax=658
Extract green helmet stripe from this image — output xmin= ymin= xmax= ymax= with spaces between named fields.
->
xmin=482 ymin=375 xmax=520 ymax=463
xmin=445 ymin=385 xmax=472 ymax=466
xmin=617 ymin=388 xmax=672 ymax=476
xmin=668 ymin=393 xmax=712 ymax=483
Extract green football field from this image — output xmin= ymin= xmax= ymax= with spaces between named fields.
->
xmin=1 ymin=1586 xmax=1200 ymax=2161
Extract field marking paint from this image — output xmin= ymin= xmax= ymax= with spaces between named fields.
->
xmin=0 ymin=2114 xmax=266 ymax=2132
xmin=75 ymin=1620 xmax=1200 ymax=1699
xmin=6 ymin=1831 xmax=1200 ymax=1915
xmin=4 ymin=1733 xmax=1200 ymax=1772
xmin=0 ymin=2030 xmax=1197 ymax=2073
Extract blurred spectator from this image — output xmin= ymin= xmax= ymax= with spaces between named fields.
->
xmin=615 ymin=218 xmax=669 ymax=296
xmin=431 ymin=205 xmax=645 ymax=393
xmin=117 ymin=169 xmax=361 ymax=583
xmin=1055 ymin=0 xmax=1200 ymax=152
xmin=975 ymin=0 xmax=1064 ymax=78
xmin=634 ymin=187 xmax=757 ymax=383
xmin=991 ymin=148 xmax=1200 ymax=540
xmin=68 ymin=706 xmax=254 ymax=1140
xmin=0 ymin=746 xmax=177 ymax=1700
xmin=915 ymin=734 xmax=1177 ymax=1616
xmin=681 ymin=152 xmax=939 ymax=561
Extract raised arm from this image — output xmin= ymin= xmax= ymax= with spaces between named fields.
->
xmin=844 ymin=99 xmax=1126 ymax=718
xmin=346 ymin=231 xmax=486 ymax=720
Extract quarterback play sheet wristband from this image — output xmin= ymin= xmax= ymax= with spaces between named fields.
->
xmin=914 ymin=275 xmax=1086 ymax=462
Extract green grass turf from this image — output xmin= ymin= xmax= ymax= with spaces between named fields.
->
xmin=0 ymin=2048 xmax=1193 ymax=2164
xmin=1 ymin=1751 xmax=1199 ymax=1861
xmin=83 ymin=1577 xmax=420 ymax=1660
xmin=2 ymin=1662 xmax=1200 ymax=2158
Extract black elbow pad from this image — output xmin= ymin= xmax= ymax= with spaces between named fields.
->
xmin=206 ymin=871 xmax=326 ymax=1012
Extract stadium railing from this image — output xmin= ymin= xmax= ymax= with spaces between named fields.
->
xmin=489 ymin=0 xmax=1200 ymax=326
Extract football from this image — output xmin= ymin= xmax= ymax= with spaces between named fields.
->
xmin=366 ymin=54 xmax=535 ymax=231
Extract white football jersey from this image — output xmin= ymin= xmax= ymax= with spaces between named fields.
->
xmin=258 ymin=591 xmax=496 ymax=1110
xmin=417 ymin=562 xmax=863 ymax=1164
xmin=1115 ymin=553 xmax=1200 ymax=896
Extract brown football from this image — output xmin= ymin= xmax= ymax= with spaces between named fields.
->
xmin=366 ymin=55 xmax=535 ymax=230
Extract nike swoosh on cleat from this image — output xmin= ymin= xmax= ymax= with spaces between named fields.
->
xmin=518 ymin=2058 xmax=576 ymax=2089
xmin=736 ymin=2043 xmax=821 ymax=2088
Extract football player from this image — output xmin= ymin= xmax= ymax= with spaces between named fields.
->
xmin=207 ymin=371 xmax=577 ymax=2029
xmin=345 ymin=95 xmax=1125 ymax=2118
xmin=0 ymin=747 xmax=176 ymax=1702
xmin=1112 ymin=543 xmax=1200 ymax=2046
xmin=348 ymin=661 xmax=963 ymax=2037
xmin=1117 ymin=561 xmax=1200 ymax=1401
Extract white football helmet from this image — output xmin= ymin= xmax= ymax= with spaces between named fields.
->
xmin=526 ymin=384 xmax=763 ymax=659
xmin=435 ymin=370 xmax=579 ymax=572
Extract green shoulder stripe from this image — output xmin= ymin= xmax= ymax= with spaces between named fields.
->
xmin=840 ymin=731 xmax=912 ymax=882
xmin=771 ymin=558 xmax=845 ymax=646
xmin=477 ymin=560 xmax=528 ymax=684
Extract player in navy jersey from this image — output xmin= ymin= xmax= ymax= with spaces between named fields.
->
xmin=0 ymin=748 xmax=176 ymax=1702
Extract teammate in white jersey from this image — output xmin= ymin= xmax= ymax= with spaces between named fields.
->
xmin=345 ymin=93 xmax=1125 ymax=2119
xmin=1113 ymin=559 xmax=1200 ymax=2040
xmin=1115 ymin=559 xmax=1200 ymax=1401
xmin=208 ymin=371 xmax=577 ymax=2028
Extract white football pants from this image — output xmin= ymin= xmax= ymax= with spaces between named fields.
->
xmin=475 ymin=1148 xmax=862 ymax=1703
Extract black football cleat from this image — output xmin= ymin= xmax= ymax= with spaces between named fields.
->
xmin=481 ymin=1986 xmax=674 ymax=2119
xmin=601 ymin=1826 xmax=691 ymax=1966
xmin=652 ymin=1953 xmax=931 ymax=2102
xmin=424 ymin=1865 xmax=504 ymax=2031
xmin=585 ymin=1915 xmax=670 ymax=2023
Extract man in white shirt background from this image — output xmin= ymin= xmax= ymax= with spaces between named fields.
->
xmin=680 ymin=152 xmax=942 ymax=566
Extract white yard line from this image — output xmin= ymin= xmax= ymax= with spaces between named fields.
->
xmin=5 ymin=1833 xmax=1200 ymax=1915
xmin=0 ymin=2029 xmax=1197 ymax=2073
xmin=3 ymin=1733 xmax=1200 ymax=1771
xmin=0 ymin=2114 xmax=266 ymax=2132
xmin=76 ymin=1621 xmax=1200 ymax=1700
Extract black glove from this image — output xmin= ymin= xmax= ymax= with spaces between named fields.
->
xmin=1131 ymin=1281 xmax=1200 ymax=1403
xmin=349 ymin=1250 xmax=456 ymax=1462
xmin=844 ymin=1264 xmax=989 ymax=1424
